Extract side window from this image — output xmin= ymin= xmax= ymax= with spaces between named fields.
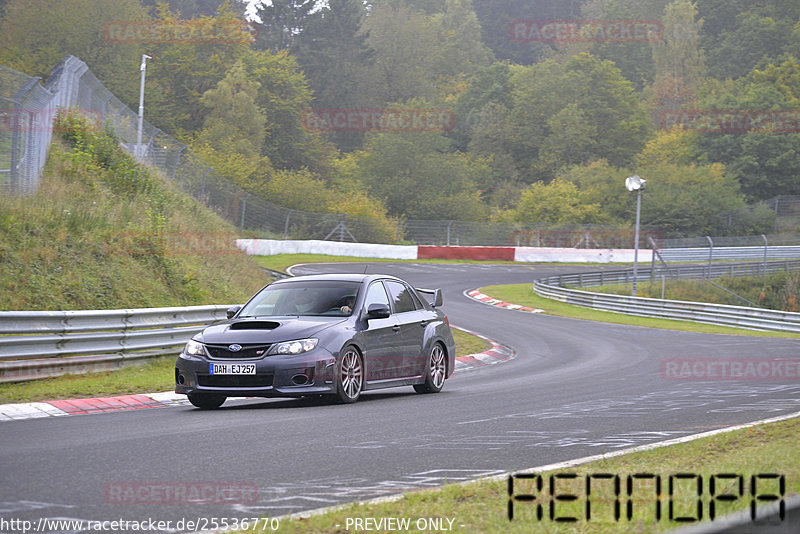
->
xmin=362 ymin=281 xmax=390 ymax=313
xmin=385 ymin=281 xmax=417 ymax=314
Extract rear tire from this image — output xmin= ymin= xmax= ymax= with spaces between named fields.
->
xmin=335 ymin=346 xmax=363 ymax=404
xmin=187 ymin=393 xmax=226 ymax=410
xmin=414 ymin=343 xmax=446 ymax=394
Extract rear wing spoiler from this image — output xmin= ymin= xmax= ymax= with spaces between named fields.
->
xmin=416 ymin=288 xmax=443 ymax=308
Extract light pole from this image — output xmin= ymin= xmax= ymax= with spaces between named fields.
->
xmin=625 ymin=175 xmax=646 ymax=296
xmin=136 ymin=54 xmax=152 ymax=159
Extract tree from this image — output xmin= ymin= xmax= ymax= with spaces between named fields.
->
xmin=451 ymin=62 xmax=513 ymax=151
xmin=588 ymin=0 xmax=657 ymax=89
xmin=508 ymin=53 xmax=650 ymax=181
xmin=651 ymin=0 xmax=705 ymax=111
xmin=140 ymin=4 xmax=253 ymax=135
xmin=559 ymin=159 xmax=764 ymax=237
xmin=430 ymin=0 xmax=493 ymax=83
xmin=343 ymin=129 xmax=491 ymax=220
xmin=472 ymin=0 xmax=583 ymax=65
xmin=0 ymin=0 xmax=150 ymax=106
xmin=696 ymin=57 xmax=800 ymax=201
xmin=360 ymin=2 xmax=439 ymax=104
xmin=634 ymin=127 xmax=704 ymax=168
xmin=294 ymin=0 xmax=374 ymax=149
xmin=503 ymin=178 xmax=603 ymax=225
xmin=237 ymin=50 xmax=333 ymax=172
xmin=140 ymin=0 xmax=247 ymax=19
xmin=252 ymin=0 xmax=318 ymax=51
xmin=698 ymin=0 xmax=800 ymax=80
xmin=192 ymin=60 xmax=270 ymax=187
xmin=635 ymin=162 xmax=757 ymax=237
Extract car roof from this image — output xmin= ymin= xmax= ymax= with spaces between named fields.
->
xmin=269 ymin=273 xmax=403 ymax=285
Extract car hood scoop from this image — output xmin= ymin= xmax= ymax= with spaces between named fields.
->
xmin=198 ymin=317 xmax=346 ymax=345
xmin=228 ymin=321 xmax=280 ymax=330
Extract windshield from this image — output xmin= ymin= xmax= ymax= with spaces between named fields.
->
xmin=240 ymin=281 xmax=360 ymax=317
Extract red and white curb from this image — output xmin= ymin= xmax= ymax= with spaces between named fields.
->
xmin=0 ymin=332 xmax=513 ymax=422
xmin=452 ymin=325 xmax=515 ymax=372
xmin=0 ymin=392 xmax=189 ymax=422
xmin=466 ymin=289 xmax=544 ymax=313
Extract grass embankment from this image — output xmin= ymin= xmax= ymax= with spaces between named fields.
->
xmin=234 ymin=417 xmax=799 ymax=533
xmin=0 ymin=110 xmax=268 ymax=310
xmin=589 ymin=272 xmax=800 ymax=312
xmin=481 ymin=283 xmax=800 ymax=338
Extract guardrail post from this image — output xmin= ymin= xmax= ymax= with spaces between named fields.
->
xmin=706 ymin=236 xmax=714 ymax=278
xmin=762 ymin=234 xmax=768 ymax=286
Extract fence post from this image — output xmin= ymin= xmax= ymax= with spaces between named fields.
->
xmin=201 ymin=167 xmax=210 ymax=197
xmin=283 ymin=210 xmax=294 ymax=239
xmin=446 ymin=220 xmax=454 ymax=246
xmin=171 ymin=145 xmax=186 ymax=181
xmin=240 ymin=195 xmax=247 ymax=231
xmin=706 ymin=236 xmax=713 ymax=278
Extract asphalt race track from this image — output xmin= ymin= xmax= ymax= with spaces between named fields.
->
xmin=1 ymin=263 xmax=799 ymax=532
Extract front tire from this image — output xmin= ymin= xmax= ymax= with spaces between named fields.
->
xmin=414 ymin=343 xmax=446 ymax=394
xmin=335 ymin=346 xmax=363 ymax=404
xmin=187 ymin=393 xmax=226 ymax=410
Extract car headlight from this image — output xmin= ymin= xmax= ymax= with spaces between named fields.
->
xmin=184 ymin=339 xmax=206 ymax=356
xmin=270 ymin=338 xmax=318 ymax=355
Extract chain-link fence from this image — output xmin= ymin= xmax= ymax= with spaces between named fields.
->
xmin=0 ymin=65 xmax=56 ymax=196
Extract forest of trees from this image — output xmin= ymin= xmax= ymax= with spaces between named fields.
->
xmin=1 ymin=0 xmax=799 ymax=238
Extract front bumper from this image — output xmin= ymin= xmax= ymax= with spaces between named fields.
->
xmin=174 ymin=348 xmax=338 ymax=398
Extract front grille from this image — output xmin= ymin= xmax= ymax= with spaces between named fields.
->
xmin=205 ymin=344 xmax=271 ymax=360
xmin=197 ymin=374 xmax=274 ymax=388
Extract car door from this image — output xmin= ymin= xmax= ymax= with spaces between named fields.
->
xmin=360 ymin=281 xmax=403 ymax=380
xmin=383 ymin=280 xmax=426 ymax=378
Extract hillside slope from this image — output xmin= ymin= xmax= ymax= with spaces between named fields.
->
xmin=0 ymin=111 xmax=269 ymax=310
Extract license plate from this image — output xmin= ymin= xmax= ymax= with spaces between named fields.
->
xmin=209 ymin=363 xmax=256 ymax=375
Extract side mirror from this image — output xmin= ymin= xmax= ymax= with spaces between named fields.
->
xmin=366 ymin=303 xmax=391 ymax=319
xmin=227 ymin=305 xmax=242 ymax=319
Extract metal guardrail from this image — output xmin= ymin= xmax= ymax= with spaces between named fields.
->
xmin=534 ymin=261 xmax=800 ymax=333
xmin=0 ymin=305 xmax=231 ymax=383
xmin=546 ymin=260 xmax=800 ymax=288
xmin=660 ymin=246 xmax=800 ymax=263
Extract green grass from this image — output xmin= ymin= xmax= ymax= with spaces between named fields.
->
xmin=588 ymin=272 xmax=800 ymax=312
xmin=0 ymin=356 xmax=177 ymax=404
xmin=452 ymin=326 xmax=492 ymax=356
xmin=0 ymin=329 xmax=490 ymax=404
xmin=481 ymin=283 xmax=800 ymax=338
xmin=233 ymin=416 xmax=799 ymax=533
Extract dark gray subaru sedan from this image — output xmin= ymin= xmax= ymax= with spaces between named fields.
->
xmin=175 ymin=274 xmax=456 ymax=409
